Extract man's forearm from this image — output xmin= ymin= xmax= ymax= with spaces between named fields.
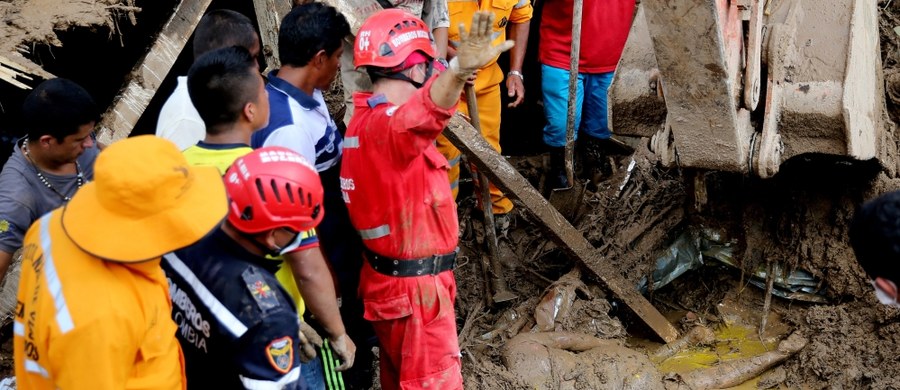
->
xmin=430 ymin=68 xmax=469 ymax=109
xmin=507 ymin=22 xmax=530 ymax=72
xmin=433 ymin=27 xmax=449 ymax=59
xmin=284 ymin=249 xmax=347 ymax=338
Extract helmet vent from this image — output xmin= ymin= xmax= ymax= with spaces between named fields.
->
xmin=298 ymin=188 xmax=306 ymax=205
xmin=270 ymin=179 xmax=282 ymax=202
xmin=285 ymin=183 xmax=295 ymax=203
xmin=241 ymin=206 xmax=253 ymax=221
xmin=255 ymin=178 xmax=266 ymax=202
xmin=379 ymin=43 xmax=394 ymax=57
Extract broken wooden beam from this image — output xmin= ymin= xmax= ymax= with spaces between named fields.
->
xmin=96 ymin=0 xmax=214 ymax=145
xmin=253 ymin=0 xmax=292 ymax=72
xmin=444 ymin=114 xmax=680 ymax=343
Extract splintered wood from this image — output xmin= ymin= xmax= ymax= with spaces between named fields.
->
xmin=444 ymin=114 xmax=679 ymax=343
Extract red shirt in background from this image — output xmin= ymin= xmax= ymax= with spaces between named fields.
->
xmin=539 ymin=0 xmax=636 ymax=73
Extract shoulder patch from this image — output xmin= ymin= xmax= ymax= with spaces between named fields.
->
xmin=385 ymin=106 xmax=399 ymax=117
xmin=242 ymin=268 xmax=280 ymax=311
xmin=0 ymin=220 xmax=9 ymax=234
xmin=266 ymin=336 xmax=294 ymax=374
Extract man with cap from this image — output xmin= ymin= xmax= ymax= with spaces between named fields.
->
xmin=13 ymin=135 xmax=226 ymax=389
xmin=850 ymin=190 xmax=900 ymax=308
xmin=340 ymin=9 xmax=513 ymax=389
xmin=0 ymin=78 xmax=100 ymax=286
xmin=163 ymin=147 xmax=324 ymax=389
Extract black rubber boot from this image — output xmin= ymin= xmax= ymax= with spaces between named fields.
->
xmin=548 ymin=147 xmax=570 ymax=190
xmin=580 ymin=136 xmax=612 ymax=185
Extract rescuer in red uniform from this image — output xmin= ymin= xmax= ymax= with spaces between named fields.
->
xmin=339 ymin=9 xmax=513 ymax=390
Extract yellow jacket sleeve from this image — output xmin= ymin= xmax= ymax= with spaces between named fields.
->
xmin=509 ymin=0 xmax=533 ymax=24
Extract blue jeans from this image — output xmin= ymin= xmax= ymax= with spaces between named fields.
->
xmin=301 ymin=355 xmax=325 ymax=390
xmin=541 ymin=64 xmax=614 ymax=147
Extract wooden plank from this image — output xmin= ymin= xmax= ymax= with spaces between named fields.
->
xmin=96 ymin=0 xmax=214 ymax=145
xmin=444 ymin=114 xmax=680 ymax=343
xmin=253 ymin=0 xmax=292 ymax=72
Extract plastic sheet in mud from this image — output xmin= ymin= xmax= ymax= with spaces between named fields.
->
xmin=638 ymin=228 xmax=828 ymax=302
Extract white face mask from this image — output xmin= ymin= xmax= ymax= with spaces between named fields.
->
xmin=872 ymin=280 xmax=900 ymax=308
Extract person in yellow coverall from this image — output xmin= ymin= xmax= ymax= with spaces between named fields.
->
xmin=14 ymin=135 xmax=226 ymax=390
xmin=437 ymin=0 xmax=531 ymax=217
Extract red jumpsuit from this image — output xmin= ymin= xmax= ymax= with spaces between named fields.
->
xmin=340 ymin=76 xmax=462 ymax=390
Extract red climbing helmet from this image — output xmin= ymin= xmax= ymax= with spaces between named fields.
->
xmin=354 ymin=9 xmax=437 ymax=70
xmin=224 ymin=147 xmax=324 ymax=233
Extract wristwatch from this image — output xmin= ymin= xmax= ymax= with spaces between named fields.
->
xmin=507 ymin=70 xmax=524 ymax=81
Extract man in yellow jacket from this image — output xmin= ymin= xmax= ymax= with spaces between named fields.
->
xmin=13 ymin=135 xmax=226 ymax=389
xmin=437 ymin=0 xmax=531 ymax=219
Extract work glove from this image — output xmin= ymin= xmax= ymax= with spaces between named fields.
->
xmin=298 ymin=321 xmax=324 ymax=363
xmin=450 ymin=12 xmax=514 ymax=82
xmin=328 ymin=333 xmax=357 ymax=371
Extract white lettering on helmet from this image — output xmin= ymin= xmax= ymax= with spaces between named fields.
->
xmin=389 ymin=30 xmax=430 ymax=48
xmin=258 ymin=150 xmax=315 ymax=171
xmin=237 ymin=160 xmax=250 ymax=180
xmin=359 ymin=31 xmax=371 ymax=52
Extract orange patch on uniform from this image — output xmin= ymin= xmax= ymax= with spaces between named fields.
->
xmin=266 ymin=336 xmax=294 ymax=374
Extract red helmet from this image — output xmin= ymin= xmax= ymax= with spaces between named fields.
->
xmin=224 ymin=147 xmax=324 ymax=233
xmin=354 ymin=9 xmax=437 ymax=69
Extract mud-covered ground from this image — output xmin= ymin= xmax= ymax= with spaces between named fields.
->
xmin=444 ymin=2 xmax=900 ymax=388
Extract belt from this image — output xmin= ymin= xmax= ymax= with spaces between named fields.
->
xmin=364 ymin=247 xmax=459 ymax=277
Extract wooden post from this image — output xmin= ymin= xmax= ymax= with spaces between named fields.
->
xmin=444 ymin=114 xmax=679 ymax=343
xmin=96 ymin=0 xmax=214 ymax=145
xmin=563 ymin=0 xmax=583 ymax=185
xmin=253 ymin=0 xmax=292 ymax=72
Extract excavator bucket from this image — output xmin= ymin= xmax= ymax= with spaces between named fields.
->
xmin=610 ymin=0 xmax=885 ymax=178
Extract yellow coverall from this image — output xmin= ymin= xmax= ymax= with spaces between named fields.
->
xmin=14 ymin=211 xmax=186 ymax=390
xmin=437 ymin=0 xmax=533 ymax=214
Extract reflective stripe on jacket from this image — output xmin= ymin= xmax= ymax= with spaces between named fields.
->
xmin=340 ymin=76 xmax=459 ymax=259
xmin=14 ymin=211 xmax=186 ymax=390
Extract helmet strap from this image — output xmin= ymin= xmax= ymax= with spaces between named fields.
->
xmin=371 ymin=60 xmax=435 ymax=89
xmin=240 ymin=230 xmax=283 ymax=257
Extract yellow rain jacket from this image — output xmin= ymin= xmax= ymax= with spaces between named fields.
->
xmin=14 ymin=211 xmax=186 ymax=389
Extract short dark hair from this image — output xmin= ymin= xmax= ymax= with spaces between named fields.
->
xmin=187 ymin=46 xmax=261 ymax=134
xmin=850 ymin=191 xmax=900 ymax=284
xmin=193 ymin=10 xmax=259 ymax=59
xmin=22 ymin=78 xmax=98 ymax=143
xmin=278 ymin=3 xmax=350 ymax=67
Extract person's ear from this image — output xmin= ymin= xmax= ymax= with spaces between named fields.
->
xmin=315 ymin=50 xmax=328 ymax=67
xmin=243 ymin=102 xmax=256 ymax=122
xmin=263 ymin=229 xmax=278 ymax=247
xmin=38 ymin=135 xmax=55 ymax=148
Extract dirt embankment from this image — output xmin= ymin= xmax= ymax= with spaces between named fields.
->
xmin=0 ymin=0 xmax=139 ymax=77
